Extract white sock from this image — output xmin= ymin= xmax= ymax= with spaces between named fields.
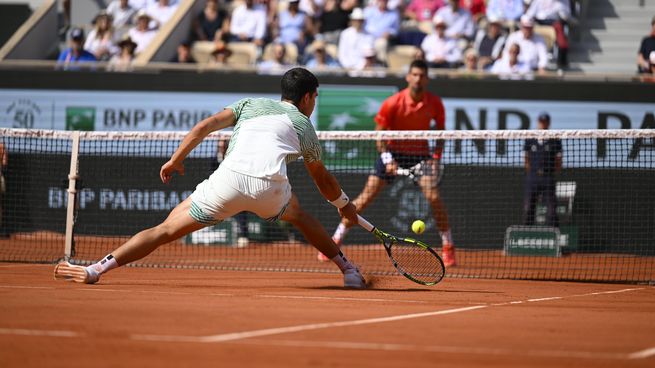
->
xmin=332 ymin=223 xmax=349 ymax=244
xmin=331 ymin=251 xmax=356 ymax=273
xmin=87 ymin=254 xmax=119 ymax=275
xmin=440 ymin=230 xmax=453 ymax=246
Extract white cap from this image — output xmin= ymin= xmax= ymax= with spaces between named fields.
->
xmin=433 ymin=15 xmax=447 ymax=26
xmin=650 ymin=51 xmax=655 ymax=64
xmin=487 ymin=16 xmax=502 ymax=24
xmin=350 ymin=7 xmax=364 ymax=20
xmin=520 ymin=15 xmax=534 ymax=27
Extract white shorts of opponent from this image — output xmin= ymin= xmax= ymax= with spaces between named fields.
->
xmin=189 ymin=165 xmax=292 ymax=225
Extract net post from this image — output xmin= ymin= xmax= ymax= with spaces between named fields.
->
xmin=63 ymin=131 xmax=80 ymax=262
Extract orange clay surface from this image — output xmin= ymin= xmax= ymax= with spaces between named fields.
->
xmin=0 ymin=263 xmax=653 ymax=368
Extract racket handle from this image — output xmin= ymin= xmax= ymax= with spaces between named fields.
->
xmin=357 ymin=215 xmax=375 ymax=232
xmin=396 ymin=168 xmax=409 ymax=176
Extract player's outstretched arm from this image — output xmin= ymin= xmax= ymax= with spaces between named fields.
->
xmin=304 ymin=160 xmax=357 ymax=223
xmin=160 ymin=109 xmax=236 ymax=183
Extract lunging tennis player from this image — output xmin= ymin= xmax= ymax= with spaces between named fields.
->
xmin=54 ymin=68 xmax=366 ymax=289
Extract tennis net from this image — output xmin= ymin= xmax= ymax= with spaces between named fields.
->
xmin=1 ymin=128 xmax=653 ymax=283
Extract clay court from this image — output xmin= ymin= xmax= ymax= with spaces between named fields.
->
xmin=1 ymin=262 xmax=653 ymax=368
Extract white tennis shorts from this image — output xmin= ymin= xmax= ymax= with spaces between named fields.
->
xmin=189 ymin=166 xmax=292 ymax=225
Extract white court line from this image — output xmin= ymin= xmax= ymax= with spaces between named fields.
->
xmin=131 ymin=287 xmax=647 ymax=344
xmin=0 ymin=328 xmax=80 ymax=337
xmin=628 ymin=347 xmax=655 ymax=359
xmin=235 ymin=339 xmax=630 ymax=360
xmin=257 ymin=295 xmax=428 ymax=304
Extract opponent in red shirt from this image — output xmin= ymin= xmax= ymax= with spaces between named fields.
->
xmin=320 ymin=60 xmax=456 ymax=267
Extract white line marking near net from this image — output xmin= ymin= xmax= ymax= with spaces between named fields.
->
xmin=256 ymin=294 xmax=428 ymax=304
xmin=628 ymin=347 xmax=655 ymax=359
xmin=131 ymin=287 xmax=647 ymax=344
xmin=235 ymin=339 xmax=630 ymax=360
xmin=0 ymin=328 xmax=80 ymax=337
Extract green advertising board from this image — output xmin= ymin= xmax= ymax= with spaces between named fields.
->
xmin=504 ymin=225 xmax=562 ymax=257
xmin=317 ymin=85 xmax=396 ymax=170
xmin=66 ymin=106 xmax=96 ymax=131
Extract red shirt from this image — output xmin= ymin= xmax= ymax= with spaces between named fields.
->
xmin=375 ymin=88 xmax=446 ymax=157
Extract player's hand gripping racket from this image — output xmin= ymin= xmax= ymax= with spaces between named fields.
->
xmin=395 ymin=160 xmax=445 ymax=186
xmin=356 ymin=214 xmax=445 ymax=286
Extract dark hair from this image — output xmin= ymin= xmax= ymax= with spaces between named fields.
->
xmin=408 ymin=59 xmax=428 ymax=73
xmin=281 ymin=67 xmax=319 ymax=104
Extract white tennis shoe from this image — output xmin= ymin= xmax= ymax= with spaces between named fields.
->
xmin=343 ymin=268 xmax=366 ymax=289
xmin=54 ymin=262 xmax=100 ymax=284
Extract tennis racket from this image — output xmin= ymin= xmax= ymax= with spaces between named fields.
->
xmin=357 ymin=214 xmax=445 ymax=286
xmin=396 ymin=160 xmax=445 ymax=186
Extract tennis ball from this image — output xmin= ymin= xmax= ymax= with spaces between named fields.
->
xmin=411 ymin=220 xmax=425 ymax=235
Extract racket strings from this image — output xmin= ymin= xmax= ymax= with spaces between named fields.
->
xmin=389 ymin=241 xmax=444 ymax=283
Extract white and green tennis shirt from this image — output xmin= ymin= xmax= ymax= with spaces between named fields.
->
xmin=220 ymin=98 xmax=322 ymax=181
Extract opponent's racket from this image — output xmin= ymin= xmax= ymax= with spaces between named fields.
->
xmin=357 ymin=215 xmax=445 ymax=286
xmin=396 ymin=160 xmax=445 ymax=186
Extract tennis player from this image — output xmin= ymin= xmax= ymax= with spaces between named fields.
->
xmin=321 ymin=59 xmax=457 ymax=267
xmin=55 ymin=68 xmax=366 ymax=289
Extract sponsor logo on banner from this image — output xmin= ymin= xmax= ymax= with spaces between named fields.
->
xmin=66 ymin=107 xmax=96 ymax=131
xmin=4 ymin=99 xmax=42 ymax=129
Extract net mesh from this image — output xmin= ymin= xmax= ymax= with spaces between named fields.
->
xmin=1 ymin=128 xmax=653 ymax=283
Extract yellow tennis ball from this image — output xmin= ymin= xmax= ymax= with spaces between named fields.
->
xmin=411 ymin=220 xmax=425 ymax=235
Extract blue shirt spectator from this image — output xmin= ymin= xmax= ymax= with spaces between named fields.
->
xmin=486 ymin=0 xmax=524 ymax=22
xmin=433 ymin=0 xmax=475 ymax=40
xmin=57 ymin=28 xmax=97 ymax=70
xmin=278 ymin=0 xmax=309 ymax=45
xmin=363 ymin=0 xmax=400 ymax=39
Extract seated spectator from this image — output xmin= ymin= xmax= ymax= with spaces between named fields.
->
xmin=108 ymin=35 xmax=138 ymax=71
xmin=128 ymin=9 xmax=158 ymax=54
xmin=473 ymin=16 xmax=506 ymax=69
xmin=637 ymin=16 xmax=655 ymax=73
xmin=459 ymin=47 xmax=479 ymax=72
xmin=193 ymin=0 xmax=228 ymax=42
xmin=420 ymin=16 xmax=462 ymax=68
xmin=258 ymin=42 xmax=293 ymax=74
xmin=171 ymin=40 xmax=196 ymax=63
xmin=129 ymin=0 xmax=148 ymax=10
xmin=107 ymin=0 xmax=138 ymax=28
xmin=276 ymin=0 xmax=312 ymax=55
xmin=57 ymin=28 xmax=97 ymax=69
xmin=490 ymin=43 xmax=532 ymax=79
xmin=85 ymin=11 xmax=118 ymax=61
xmin=504 ymin=16 xmax=548 ymax=73
xmin=337 ymin=8 xmax=375 ymax=69
xmin=305 ymin=39 xmax=340 ymax=69
xmin=459 ymin=0 xmax=485 ymax=23
xmin=316 ymin=0 xmax=352 ymax=44
xmin=640 ymin=51 xmax=655 ymax=82
xmin=347 ymin=45 xmax=386 ymax=76
xmin=299 ymin=0 xmax=323 ymax=18
xmin=146 ymin=0 xmax=179 ymax=27
xmin=209 ymin=41 xmax=232 ymax=66
xmin=525 ymin=0 xmax=570 ymax=68
xmin=228 ymin=0 xmax=268 ymax=47
xmin=404 ymin=0 xmax=444 ymax=23
xmin=433 ymin=0 xmax=475 ymax=42
xmin=363 ymin=0 xmax=400 ymax=64
xmin=485 ymin=0 xmax=524 ymax=25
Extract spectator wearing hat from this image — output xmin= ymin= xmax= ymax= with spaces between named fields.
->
xmin=128 ymin=9 xmax=158 ymax=54
xmin=316 ymin=0 xmax=352 ymax=45
xmin=209 ymin=41 xmax=232 ymax=66
xmin=420 ymin=15 xmax=462 ymax=68
xmin=432 ymin=0 xmax=475 ymax=42
xmin=171 ymin=40 xmax=196 ymax=63
xmin=275 ymin=0 xmax=312 ymax=56
xmin=459 ymin=47 xmax=479 ymax=73
xmin=523 ymin=112 xmax=562 ymax=228
xmin=337 ymin=7 xmax=375 ymax=69
xmin=305 ymin=39 xmax=340 ymax=69
xmin=404 ymin=0 xmax=444 ymax=23
xmin=472 ymin=16 xmax=506 ymax=69
xmin=503 ymin=15 xmax=548 ymax=73
xmin=228 ymin=0 xmax=267 ymax=47
xmin=363 ymin=0 xmax=400 ymax=64
xmin=193 ymin=0 xmax=228 ymax=42
xmin=57 ymin=28 xmax=97 ymax=69
xmin=637 ymin=16 xmax=655 ymax=73
xmin=485 ymin=0 xmax=524 ymax=25
xmin=490 ymin=43 xmax=532 ymax=79
xmin=107 ymin=0 xmax=138 ymax=28
xmin=85 ymin=11 xmax=119 ymax=61
xmin=108 ymin=35 xmax=138 ymax=71
xmin=524 ymin=0 xmax=571 ymax=68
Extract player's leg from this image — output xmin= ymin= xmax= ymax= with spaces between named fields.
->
xmin=418 ymin=170 xmax=456 ymax=266
xmin=281 ymin=193 xmax=366 ymax=288
xmin=55 ymin=197 xmax=206 ymax=284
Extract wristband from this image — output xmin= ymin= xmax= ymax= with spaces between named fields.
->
xmin=380 ymin=152 xmax=393 ymax=165
xmin=329 ymin=190 xmax=350 ymax=209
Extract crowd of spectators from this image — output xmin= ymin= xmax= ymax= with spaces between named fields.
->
xmin=58 ymin=0 xmax=582 ymax=77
